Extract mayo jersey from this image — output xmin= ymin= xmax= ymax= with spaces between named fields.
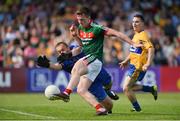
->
xmin=129 ymin=31 xmax=153 ymax=70
xmin=78 ymin=22 xmax=106 ymax=61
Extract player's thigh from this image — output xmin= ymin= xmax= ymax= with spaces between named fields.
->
xmin=89 ymin=81 xmax=107 ymax=102
xmin=137 ymin=71 xmax=146 ymax=81
xmin=71 ymin=59 xmax=88 ymax=75
xmin=96 ymin=67 xmax=112 ymax=86
xmin=85 ymin=59 xmax=102 ymax=82
xmin=77 ymin=76 xmax=92 ymax=92
xmin=124 ymin=65 xmax=141 ymax=89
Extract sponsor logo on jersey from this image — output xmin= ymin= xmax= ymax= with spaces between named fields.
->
xmin=130 ymin=46 xmax=142 ymax=54
xmin=79 ymin=30 xmax=94 ymax=41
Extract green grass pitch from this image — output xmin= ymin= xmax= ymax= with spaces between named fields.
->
xmin=0 ymin=93 xmax=180 ymax=120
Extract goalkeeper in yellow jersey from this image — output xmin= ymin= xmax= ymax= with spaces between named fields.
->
xmin=119 ymin=14 xmax=158 ymax=112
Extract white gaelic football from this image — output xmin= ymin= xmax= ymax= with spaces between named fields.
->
xmin=44 ymin=85 xmax=60 ymax=100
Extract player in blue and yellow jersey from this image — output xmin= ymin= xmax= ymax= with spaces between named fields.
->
xmin=37 ymin=42 xmax=119 ymax=114
xmin=119 ymin=14 xmax=158 ymax=112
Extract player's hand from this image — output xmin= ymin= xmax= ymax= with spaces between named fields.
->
xmin=57 ymin=55 xmax=65 ymax=63
xmin=119 ymin=61 xmax=128 ymax=69
xmin=37 ymin=55 xmax=50 ymax=68
xmin=57 ymin=52 xmax=73 ymax=63
xmin=70 ymin=24 xmax=78 ymax=37
xmin=142 ymin=63 xmax=150 ymax=71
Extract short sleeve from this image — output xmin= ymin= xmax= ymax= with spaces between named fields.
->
xmin=141 ymin=32 xmax=153 ymax=50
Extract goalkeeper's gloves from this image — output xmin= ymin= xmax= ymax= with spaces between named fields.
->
xmin=37 ymin=55 xmax=50 ymax=68
xmin=57 ymin=52 xmax=72 ymax=63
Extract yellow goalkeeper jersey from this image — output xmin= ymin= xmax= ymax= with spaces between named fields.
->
xmin=129 ymin=31 xmax=153 ymax=70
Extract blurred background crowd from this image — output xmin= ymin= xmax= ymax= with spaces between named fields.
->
xmin=0 ymin=0 xmax=180 ymax=68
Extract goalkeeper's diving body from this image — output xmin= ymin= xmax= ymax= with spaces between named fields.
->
xmin=37 ymin=41 xmax=119 ymax=115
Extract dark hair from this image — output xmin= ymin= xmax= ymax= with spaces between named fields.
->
xmin=134 ymin=14 xmax=145 ymax=22
xmin=75 ymin=6 xmax=91 ymax=17
xmin=55 ymin=42 xmax=68 ymax=48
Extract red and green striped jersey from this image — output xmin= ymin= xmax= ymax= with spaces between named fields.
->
xmin=78 ymin=22 xmax=106 ymax=61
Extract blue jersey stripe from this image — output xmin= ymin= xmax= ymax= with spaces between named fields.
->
xmin=130 ymin=46 xmax=142 ymax=54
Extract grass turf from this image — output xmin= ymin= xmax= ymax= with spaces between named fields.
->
xmin=0 ymin=93 xmax=180 ymax=120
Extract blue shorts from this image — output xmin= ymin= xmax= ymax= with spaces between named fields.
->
xmin=128 ymin=64 xmax=146 ymax=81
xmin=88 ymin=67 xmax=111 ymax=102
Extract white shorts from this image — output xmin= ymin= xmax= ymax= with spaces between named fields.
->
xmin=80 ymin=56 xmax=102 ymax=82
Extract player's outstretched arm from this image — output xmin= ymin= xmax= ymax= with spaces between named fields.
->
xmin=57 ymin=46 xmax=82 ymax=63
xmin=49 ymin=63 xmax=63 ymax=70
xmin=36 ymin=55 xmax=63 ymax=70
xmin=105 ymin=28 xmax=142 ymax=47
xmin=37 ymin=55 xmax=50 ymax=68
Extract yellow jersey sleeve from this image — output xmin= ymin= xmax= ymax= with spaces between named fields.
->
xmin=140 ymin=32 xmax=153 ymax=50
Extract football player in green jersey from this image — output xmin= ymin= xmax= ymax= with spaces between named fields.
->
xmin=57 ymin=6 xmax=142 ymax=115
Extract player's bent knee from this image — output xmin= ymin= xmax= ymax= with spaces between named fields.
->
xmin=77 ymin=88 xmax=87 ymax=96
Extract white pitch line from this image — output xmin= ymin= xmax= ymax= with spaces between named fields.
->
xmin=0 ymin=108 xmax=57 ymax=119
